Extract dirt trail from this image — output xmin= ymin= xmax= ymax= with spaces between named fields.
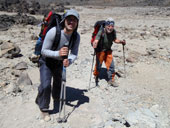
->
xmin=0 ymin=6 xmax=170 ymax=128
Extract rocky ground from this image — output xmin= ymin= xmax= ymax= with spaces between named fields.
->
xmin=0 ymin=4 xmax=170 ymax=128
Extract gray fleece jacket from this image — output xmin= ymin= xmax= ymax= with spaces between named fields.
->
xmin=41 ymin=27 xmax=80 ymax=65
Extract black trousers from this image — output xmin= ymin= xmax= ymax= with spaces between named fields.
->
xmin=36 ymin=57 xmax=63 ymax=110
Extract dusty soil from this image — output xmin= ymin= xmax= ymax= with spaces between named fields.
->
xmin=0 ymin=5 xmax=170 ymax=128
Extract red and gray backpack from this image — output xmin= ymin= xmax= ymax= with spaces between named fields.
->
xmin=34 ymin=11 xmax=62 ymax=56
xmin=91 ymin=20 xmax=105 ymax=52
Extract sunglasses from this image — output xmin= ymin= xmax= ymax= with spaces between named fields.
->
xmin=66 ymin=16 xmax=78 ymax=22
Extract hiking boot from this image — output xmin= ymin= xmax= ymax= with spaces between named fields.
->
xmin=108 ymin=80 xmax=119 ymax=87
xmin=29 ymin=54 xmax=40 ymax=63
xmin=41 ymin=111 xmax=51 ymax=122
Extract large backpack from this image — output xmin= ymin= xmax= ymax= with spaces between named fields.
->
xmin=39 ymin=11 xmax=54 ymax=40
xmin=34 ymin=11 xmax=77 ymax=57
xmin=34 ymin=11 xmax=61 ymax=56
xmin=91 ymin=20 xmax=105 ymax=52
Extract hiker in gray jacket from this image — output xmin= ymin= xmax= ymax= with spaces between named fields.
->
xmin=35 ymin=9 xmax=80 ymax=121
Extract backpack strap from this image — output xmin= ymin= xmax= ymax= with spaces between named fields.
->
xmin=51 ymin=18 xmax=61 ymax=51
xmin=68 ymin=31 xmax=77 ymax=49
xmin=51 ymin=28 xmax=77 ymax=52
xmin=95 ymin=26 xmax=104 ymax=52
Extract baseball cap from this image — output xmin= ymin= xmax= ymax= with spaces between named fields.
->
xmin=61 ymin=9 xmax=79 ymax=23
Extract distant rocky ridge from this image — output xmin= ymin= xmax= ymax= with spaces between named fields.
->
xmin=0 ymin=0 xmax=65 ymax=15
xmin=0 ymin=0 xmax=67 ymax=31
xmin=1 ymin=0 xmax=170 ymax=15
xmin=18 ymin=0 xmax=170 ymax=6
xmin=52 ymin=0 xmax=170 ymax=6
xmin=0 ymin=0 xmax=170 ymax=31
xmin=1 ymin=0 xmax=170 ymax=11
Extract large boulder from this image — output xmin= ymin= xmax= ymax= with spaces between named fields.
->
xmin=0 ymin=40 xmax=21 ymax=58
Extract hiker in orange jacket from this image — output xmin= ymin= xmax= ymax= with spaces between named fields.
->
xmin=93 ymin=17 xmax=126 ymax=87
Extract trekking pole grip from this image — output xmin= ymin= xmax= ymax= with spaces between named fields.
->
xmin=62 ymin=44 xmax=68 ymax=60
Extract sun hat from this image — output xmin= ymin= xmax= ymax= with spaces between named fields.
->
xmin=105 ymin=17 xmax=115 ymax=26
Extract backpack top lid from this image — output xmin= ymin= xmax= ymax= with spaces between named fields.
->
xmin=91 ymin=20 xmax=105 ymax=43
xmin=45 ymin=11 xmax=53 ymax=22
xmin=94 ymin=20 xmax=105 ymax=28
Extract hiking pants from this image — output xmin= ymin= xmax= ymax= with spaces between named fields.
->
xmin=36 ymin=57 xmax=63 ymax=110
xmin=93 ymin=50 xmax=115 ymax=81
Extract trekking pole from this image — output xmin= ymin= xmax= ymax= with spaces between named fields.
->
xmin=122 ymin=43 xmax=126 ymax=78
xmin=57 ymin=45 xmax=68 ymax=123
xmin=57 ymin=66 xmax=67 ymax=123
xmin=88 ymin=50 xmax=95 ymax=90
xmin=58 ymin=79 xmax=63 ymax=122
xmin=63 ymin=78 xmax=66 ymax=119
